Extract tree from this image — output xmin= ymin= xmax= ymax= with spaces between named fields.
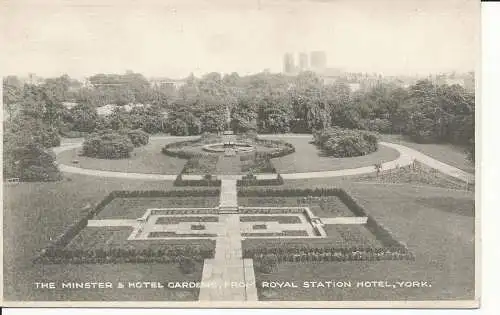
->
xmin=3 ymin=126 xmax=61 ymax=181
xmin=82 ymin=131 xmax=134 ymax=159
xmin=69 ymin=103 xmax=98 ymax=132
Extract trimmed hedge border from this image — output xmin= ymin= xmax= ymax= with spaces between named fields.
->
xmin=244 ymin=245 xmax=414 ymax=263
xmin=173 ymin=174 xmax=221 ymax=187
xmin=238 ymin=188 xmax=408 ymax=249
xmin=237 ymin=174 xmax=284 ymax=186
xmin=35 ymin=243 xmax=216 ymax=264
xmin=34 ymin=189 xmax=220 ymax=263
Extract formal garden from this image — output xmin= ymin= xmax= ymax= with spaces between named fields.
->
xmin=2 ymin=72 xmax=475 ymax=302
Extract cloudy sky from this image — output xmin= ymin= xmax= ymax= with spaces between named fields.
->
xmin=0 ymin=0 xmax=479 ymax=79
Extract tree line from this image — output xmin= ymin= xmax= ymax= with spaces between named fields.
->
xmin=3 ymin=70 xmax=475 ymax=179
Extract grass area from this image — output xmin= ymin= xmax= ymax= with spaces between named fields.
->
xmin=57 ymin=138 xmax=187 ymax=174
xmin=67 ymin=227 xmax=134 ymax=250
xmin=323 ymin=224 xmax=382 ymax=247
xmin=253 ymin=182 xmax=475 ymax=301
xmin=382 ymin=134 xmax=474 ymax=174
xmin=155 ymin=216 xmax=219 ymax=224
xmin=267 ymin=136 xmax=400 ymax=173
xmin=2 ymin=173 xmax=217 ymax=301
xmin=96 ymin=196 xmax=219 ymax=219
xmin=238 ymin=196 xmax=355 ymax=218
xmin=240 ymin=215 xmax=302 ymax=224
xmin=23 ymin=263 xmax=203 ymax=301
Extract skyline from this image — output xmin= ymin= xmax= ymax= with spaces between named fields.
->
xmin=0 ymin=0 xmax=479 ymax=79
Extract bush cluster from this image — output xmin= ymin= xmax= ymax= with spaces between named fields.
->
xmin=237 ymin=174 xmax=284 ymax=186
xmin=3 ymin=143 xmax=62 ymax=182
xmin=173 ymin=174 xmax=221 ymax=187
xmin=313 ymin=127 xmax=378 ymax=157
xmin=127 ymin=129 xmax=149 ymax=147
xmin=82 ymin=131 xmax=134 ymax=159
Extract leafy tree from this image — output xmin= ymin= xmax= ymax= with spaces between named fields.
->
xmin=69 ymin=103 xmax=98 ymax=132
xmin=82 ymin=131 xmax=134 ymax=159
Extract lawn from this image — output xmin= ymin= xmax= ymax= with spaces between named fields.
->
xmin=253 ymin=182 xmax=475 ymax=301
xmin=67 ymin=227 xmax=134 ymax=250
xmin=57 ymin=138 xmax=187 ymax=174
xmin=96 ymin=196 xmax=220 ymax=219
xmin=381 ymin=134 xmax=475 ymax=174
xmin=23 ymin=263 xmax=203 ymax=301
xmin=323 ymin=224 xmax=382 ymax=247
xmin=2 ymin=173 xmax=216 ymax=301
xmin=266 ymin=136 xmax=400 ymax=173
xmin=238 ymin=196 xmax=355 ymax=218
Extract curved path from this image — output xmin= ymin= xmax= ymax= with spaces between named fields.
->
xmin=54 ymin=135 xmax=474 ymax=182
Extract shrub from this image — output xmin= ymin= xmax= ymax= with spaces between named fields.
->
xmin=173 ymin=174 xmax=221 ymax=187
xmin=237 ymin=174 xmax=284 ymax=186
xmin=127 ymin=129 xmax=149 ymax=147
xmin=362 ymin=118 xmax=392 ymax=133
xmin=82 ymin=131 xmax=134 ymax=159
xmin=178 ymin=257 xmax=196 ymax=274
xmin=3 ymin=143 xmax=62 ymax=182
xmin=313 ymin=127 xmax=378 ymax=157
xmin=258 ymin=254 xmax=278 ymax=274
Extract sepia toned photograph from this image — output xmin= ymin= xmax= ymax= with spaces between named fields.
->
xmin=1 ymin=0 xmax=479 ymax=308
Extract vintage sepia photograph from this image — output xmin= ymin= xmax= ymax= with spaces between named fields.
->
xmin=1 ymin=0 xmax=479 ymax=307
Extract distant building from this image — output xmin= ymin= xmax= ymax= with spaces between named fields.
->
xmin=298 ymin=53 xmax=309 ymax=71
xmin=283 ymin=53 xmax=296 ymax=74
xmin=310 ymin=51 xmax=327 ymax=73
xmin=348 ymin=83 xmax=361 ymax=92
xmin=150 ymin=78 xmax=186 ymax=89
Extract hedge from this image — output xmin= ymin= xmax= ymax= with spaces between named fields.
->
xmin=35 ymin=242 xmax=216 ymax=264
xmin=173 ymin=174 xmax=222 ymax=187
xmin=127 ymin=129 xmax=149 ymax=147
xmin=237 ymin=174 xmax=284 ymax=186
xmin=245 ymin=246 xmax=414 ymax=263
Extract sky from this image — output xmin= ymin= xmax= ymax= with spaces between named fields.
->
xmin=0 ymin=0 xmax=479 ymax=79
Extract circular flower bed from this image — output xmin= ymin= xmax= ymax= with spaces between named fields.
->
xmin=202 ymin=142 xmax=255 ymax=154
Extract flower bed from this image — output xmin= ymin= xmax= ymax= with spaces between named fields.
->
xmin=240 ymin=215 xmax=302 ymax=224
xmin=242 ymin=230 xmax=309 ymax=237
xmin=155 ymin=216 xmax=219 ymax=225
xmin=148 ymin=232 xmax=217 ymax=238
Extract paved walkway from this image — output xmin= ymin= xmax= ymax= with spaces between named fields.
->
xmin=199 ymin=179 xmax=257 ymax=301
xmin=219 ymin=179 xmax=238 ymax=210
xmin=53 ymin=135 xmax=474 ymax=182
